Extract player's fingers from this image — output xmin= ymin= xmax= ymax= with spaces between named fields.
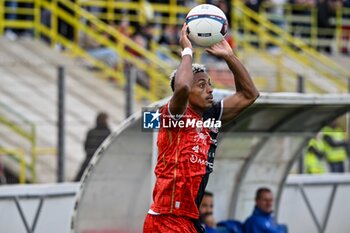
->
xmin=205 ymin=48 xmax=214 ymax=54
xmin=181 ymin=23 xmax=187 ymax=34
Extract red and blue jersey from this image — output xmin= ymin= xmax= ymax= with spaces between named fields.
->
xmin=150 ymin=100 xmax=223 ymax=219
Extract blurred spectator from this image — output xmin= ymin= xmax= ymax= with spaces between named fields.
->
xmin=58 ymin=0 xmax=76 ymax=42
xmin=84 ymin=0 xmax=105 ymax=16
xmin=4 ymin=1 xmax=18 ymax=40
xmin=341 ymin=0 xmax=350 ymax=54
xmin=320 ymin=121 xmax=349 ymax=173
xmin=75 ymin=112 xmax=111 ymax=181
xmin=244 ymin=187 xmax=288 ymax=233
xmin=244 ymin=0 xmax=267 ymax=12
xmin=199 ymin=191 xmax=215 ymax=218
xmin=158 ymin=24 xmax=178 ymax=47
xmin=305 ymin=137 xmax=326 ymax=174
xmin=266 ymin=0 xmax=287 ymax=28
xmin=5 ymin=1 xmax=17 ymax=21
xmin=126 ymin=32 xmax=150 ymax=89
xmin=199 ymin=191 xmax=244 ymax=233
xmin=288 ymin=0 xmax=314 ymax=39
xmin=157 ymin=24 xmax=180 ymax=63
xmin=316 ymin=0 xmax=335 ymax=53
xmin=199 ymin=191 xmax=218 ymax=231
xmin=139 ymin=24 xmax=155 ymax=50
xmin=149 ymin=0 xmax=170 ymax=24
xmin=117 ymin=19 xmax=132 ymax=37
xmin=218 ymin=0 xmax=232 ymax=24
xmin=128 ymin=32 xmax=148 ymax=58
xmin=243 ymin=0 xmax=268 ymax=47
xmin=178 ymin=0 xmax=197 ymax=7
xmin=81 ymin=22 xmax=118 ymax=69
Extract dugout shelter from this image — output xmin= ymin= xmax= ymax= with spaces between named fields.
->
xmin=72 ymin=91 xmax=350 ymax=232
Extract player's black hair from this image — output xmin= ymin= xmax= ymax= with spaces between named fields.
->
xmin=169 ymin=63 xmax=207 ymax=92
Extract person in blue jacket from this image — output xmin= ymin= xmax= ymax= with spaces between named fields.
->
xmin=244 ymin=187 xmax=288 ymax=233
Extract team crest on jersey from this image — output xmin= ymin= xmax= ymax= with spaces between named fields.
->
xmin=190 ymin=154 xmax=214 ymax=169
xmin=194 ymin=132 xmax=209 ymax=145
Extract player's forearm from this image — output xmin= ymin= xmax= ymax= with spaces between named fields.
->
xmin=224 ymin=53 xmax=259 ymax=100
xmin=174 ymin=55 xmax=193 ymax=94
xmin=170 ymin=55 xmax=193 ymax=115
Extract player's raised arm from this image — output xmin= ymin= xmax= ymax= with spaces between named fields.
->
xmin=169 ymin=23 xmax=193 ymax=117
xmin=206 ymin=40 xmax=259 ymax=124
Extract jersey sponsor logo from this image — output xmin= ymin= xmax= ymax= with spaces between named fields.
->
xmin=194 ymin=132 xmax=212 ymax=146
xmin=194 ymin=132 xmax=208 ymax=142
xmin=192 ymin=145 xmax=208 ymax=154
xmin=190 ymin=154 xmax=213 ymax=169
xmin=192 ymin=145 xmax=200 ymax=153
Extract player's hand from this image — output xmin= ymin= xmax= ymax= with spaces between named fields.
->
xmin=179 ymin=23 xmax=192 ymax=49
xmin=205 ymin=39 xmax=233 ymax=58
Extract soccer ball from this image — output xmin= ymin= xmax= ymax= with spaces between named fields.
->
xmin=185 ymin=4 xmax=228 ymax=47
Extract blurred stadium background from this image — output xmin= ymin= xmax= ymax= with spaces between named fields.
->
xmin=0 ymin=0 xmax=350 ymax=232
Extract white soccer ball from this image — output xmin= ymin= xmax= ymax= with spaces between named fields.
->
xmin=185 ymin=4 xmax=228 ymax=47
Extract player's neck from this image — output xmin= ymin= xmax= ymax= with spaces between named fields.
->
xmin=188 ymin=104 xmax=204 ymax=117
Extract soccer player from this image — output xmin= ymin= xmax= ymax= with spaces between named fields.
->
xmin=143 ymin=23 xmax=259 ymax=232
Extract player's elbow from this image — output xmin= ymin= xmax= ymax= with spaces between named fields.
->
xmin=252 ymin=89 xmax=260 ymax=98
xmin=245 ymin=90 xmax=260 ymax=104
xmin=253 ymin=90 xmax=260 ymax=101
xmin=240 ymin=91 xmax=259 ymax=108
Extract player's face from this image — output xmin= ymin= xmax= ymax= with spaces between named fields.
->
xmin=199 ymin=195 xmax=214 ymax=215
xmin=189 ymin=72 xmax=213 ymax=111
xmin=256 ymin=191 xmax=273 ymax=213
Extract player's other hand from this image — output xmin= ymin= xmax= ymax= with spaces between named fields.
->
xmin=180 ymin=23 xmax=192 ymax=50
xmin=206 ymin=39 xmax=233 ymax=58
